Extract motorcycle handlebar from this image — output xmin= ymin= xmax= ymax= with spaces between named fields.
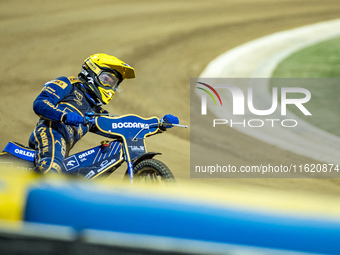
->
xmin=159 ymin=119 xmax=188 ymax=129
xmin=83 ymin=116 xmax=95 ymax=125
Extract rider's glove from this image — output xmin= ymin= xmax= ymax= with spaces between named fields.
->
xmin=62 ymin=112 xmax=83 ymax=126
xmin=162 ymin=114 xmax=179 ymax=128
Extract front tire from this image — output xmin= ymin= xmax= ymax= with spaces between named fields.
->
xmin=128 ymin=158 xmax=175 ymax=184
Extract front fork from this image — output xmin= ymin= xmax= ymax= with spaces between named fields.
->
xmin=127 ymin=161 xmax=134 ymax=183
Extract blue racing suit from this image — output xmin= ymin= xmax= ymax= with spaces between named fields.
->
xmin=29 ymin=76 xmax=105 ymax=174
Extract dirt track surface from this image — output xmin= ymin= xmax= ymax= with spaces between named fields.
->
xmin=2 ymin=0 xmax=340 ymax=201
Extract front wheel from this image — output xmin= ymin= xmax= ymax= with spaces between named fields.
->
xmin=127 ymin=158 xmax=175 ymax=184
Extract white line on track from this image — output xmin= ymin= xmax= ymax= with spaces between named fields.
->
xmin=199 ymin=19 xmax=340 ymax=164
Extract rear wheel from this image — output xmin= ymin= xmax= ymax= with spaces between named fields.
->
xmin=126 ymin=158 xmax=175 ymax=184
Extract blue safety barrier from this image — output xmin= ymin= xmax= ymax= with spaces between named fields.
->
xmin=24 ymin=184 xmax=340 ymax=254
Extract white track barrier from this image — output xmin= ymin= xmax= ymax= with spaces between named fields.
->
xmin=199 ymin=19 xmax=340 ymax=164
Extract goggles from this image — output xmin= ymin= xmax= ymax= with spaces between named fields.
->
xmin=98 ymin=72 xmax=120 ymax=91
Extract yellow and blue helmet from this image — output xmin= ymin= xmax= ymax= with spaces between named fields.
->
xmin=79 ymin=53 xmax=135 ymax=105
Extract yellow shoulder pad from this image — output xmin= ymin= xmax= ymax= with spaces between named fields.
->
xmin=46 ymin=79 xmax=68 ymax=89
xmin=68 ymin=76 xmax=81 ymax=85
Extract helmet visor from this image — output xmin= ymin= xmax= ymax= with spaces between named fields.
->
xmin=98 ymin=72 xmax=119 ymax=91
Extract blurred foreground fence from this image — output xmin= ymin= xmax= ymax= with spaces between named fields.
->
xmin=1 ymin=170 xmax=339 ymax=255
xmin=0 ymin=221 xmax=314 ymax=255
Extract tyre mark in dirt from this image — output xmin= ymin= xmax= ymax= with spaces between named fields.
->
xmin=127 ymin=9 xmax=340 ymax=62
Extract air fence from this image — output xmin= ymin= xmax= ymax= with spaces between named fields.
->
xmin=1 ymin=176 xmax=340 ymax=255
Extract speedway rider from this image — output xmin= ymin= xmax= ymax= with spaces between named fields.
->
xmin=29 ymin=53 xmax=179 ymax=174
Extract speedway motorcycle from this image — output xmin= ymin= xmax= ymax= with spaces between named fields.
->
xmin=0 ymin=113 xmax=187 ymax=183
